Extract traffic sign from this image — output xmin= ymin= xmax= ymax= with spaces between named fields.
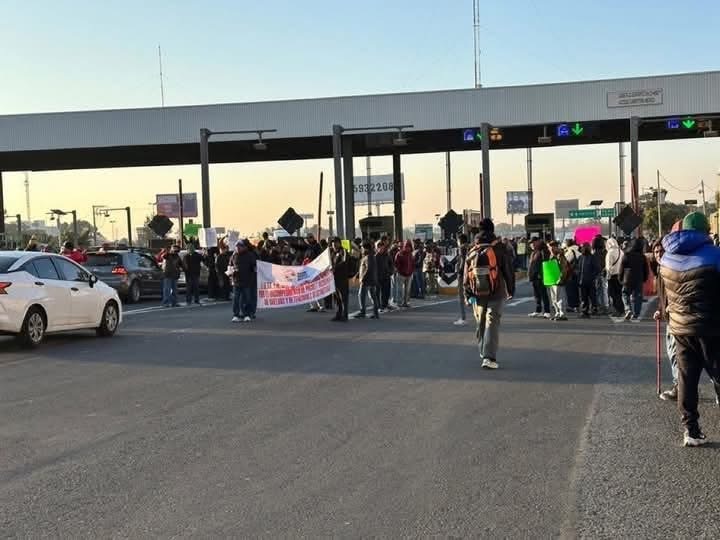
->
xmin=569 ymin=208 xmax=615 ymax=219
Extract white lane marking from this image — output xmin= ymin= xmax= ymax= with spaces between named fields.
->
xmin=506 ymin=297 xmax=534 ymax=307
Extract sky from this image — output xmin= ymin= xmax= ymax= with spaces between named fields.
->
xmin=1 ymin=0 xmax=719 ymax=239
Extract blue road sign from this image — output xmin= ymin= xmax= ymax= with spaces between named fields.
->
xmin=666 ymin=118 xmax=680 ymax=129
xmin=557 ymin=123 xmax=570 ymax=137
xmin=463 ymin=129 xmax=475 ymax=142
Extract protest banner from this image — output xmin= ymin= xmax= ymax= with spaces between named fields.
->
xmin=198 ymin=228 xmax=218 ymax=248
xmin=574 ymin=225 xmax=601 ymax=246
xmin=256 ymin=248 xmax=336 ymax=309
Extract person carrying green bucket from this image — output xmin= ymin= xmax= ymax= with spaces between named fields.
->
xmin=544 ymin=241 xmax=572 ymax=321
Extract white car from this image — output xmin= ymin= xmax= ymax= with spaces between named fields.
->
xmin=0 ymin=251 xmax=122 ymax=347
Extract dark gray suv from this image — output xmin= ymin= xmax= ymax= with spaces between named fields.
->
xmin=85 ymin=250 xmax=164 ymax=303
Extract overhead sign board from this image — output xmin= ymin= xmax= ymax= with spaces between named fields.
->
xmin=607 ymin=88 xmax=663 ymax=108
xmin=156 ymin=193 xmax=198 ymax=218
xmin=569 ymin=208 xmax=616 ymax=219
xmin=414 ymin=223 xmax=434 ymax=241
xmin=506 ymin=191 xmax=531 ymax=215
xmin=353 ymin=174 xmax=405 ymax=206
xmin=554 ymin=199 xmax=579 ymax=220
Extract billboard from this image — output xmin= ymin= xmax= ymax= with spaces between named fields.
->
xmin=554 ymin=199 xmax=579 ymax=220
xmin=506 ymin=191 xmax=531 ymax=215
xmin=156 ymin=193 xmax=198 ymax=218
xmin=525 ymin=213 xmax=555 ymax=239
xmin=353 ymin=174 xmax=405 ymax=206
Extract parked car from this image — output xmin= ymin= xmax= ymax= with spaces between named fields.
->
xmin=0 ymin=251 xmax=121 ymax=347
xmin=85 ymin=250 xmax=164 ymax=303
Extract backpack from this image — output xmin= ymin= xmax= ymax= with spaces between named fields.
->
xmin=465 ymin=241 xmax=500 ymax=300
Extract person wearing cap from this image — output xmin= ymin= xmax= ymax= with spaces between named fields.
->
xmin=659 ymin=212 xmax=720 ymax=447
xmin=464 ymin=219 xmax=515 ymax=370
xmin=230 ymin=240 xmax=257 ymax=322
xmin=161 ymin=245 xmax=184 ymax=307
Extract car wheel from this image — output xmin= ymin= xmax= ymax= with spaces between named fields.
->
xmin=18 ymin=306 xmax=46 ymax=348
xmin=127 ymin=280 xmax=141 ymax=304
xmin=96 ymin=301 xmax=120 ymax=337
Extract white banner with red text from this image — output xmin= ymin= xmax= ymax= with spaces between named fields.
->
xmin=256 ymin=248 xmax=336 ymax=309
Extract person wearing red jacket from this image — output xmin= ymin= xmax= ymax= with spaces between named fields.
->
xmin=393 ymin=240 xmax=414 ymax=308
xmin=62 ymin=241 xmax=88 ymax=264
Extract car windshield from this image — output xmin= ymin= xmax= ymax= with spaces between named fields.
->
xmin=0 ymin=254 xmax=23 ymax=273
xmin=86 ymin=253 xmax=122 ymax=267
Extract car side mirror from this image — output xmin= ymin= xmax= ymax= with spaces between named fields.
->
xmin=89 ymin=274 xmax=98 ymax=288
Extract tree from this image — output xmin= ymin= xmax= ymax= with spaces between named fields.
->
xmin=58 ymin=220 xmax=100 ymax=248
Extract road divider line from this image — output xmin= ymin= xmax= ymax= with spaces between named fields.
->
xmin=507 ymin=297 xmax=534 ymax=307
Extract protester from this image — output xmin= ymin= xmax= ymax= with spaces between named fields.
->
xmin=375 ymin=239 xmax=394 ymax=312
xmin=577 ymin=243 xmax=600 ymax=319
xmin=394 ymin=239 xmax=414 ymax=308
xmin=182 ymin=244 xmax=204 ymax=305
xmin=547 ymin=241 xmax=569 ymax=321
xmin=25 ymin=236 xmax=39 ymax=252
xmin=330 ymin=237 xmax=349 ymax=322
xmin=464 ymin=219 xmax=515 ymax=370
xmin=454 ymin=233 xmax=470 ymax=326
xmin=563 ymin=239 xmax=581 ymax=312
xmin=161 ymin=245 xmax=183 ymax=308
xmin=423 ymin=241 xmax=440 ymax=296
xmin=230 ymin=240 xmax=257 ymax=322
xmin=619 ymin=238 xmax=648 ymax=321
xmin=61 ymin=241 xmax=87 ymax=264
xmin=528 ymin=239 xmax=551 ymax=318
xmin=411 ymin=239 xmax=426 ymax=299
xmin=355 ymin=241 xmax=380 ymax=319
xmin=659 ymin=212 xmax=720 ymax=446
xmin=389 ymin=239 xmax=402 ymax=307
xmin=216 ymin=242 xmax=231 ymax=301
xmin=604 ymin=238 xmax=625 ymax=317
xmin=653 ymin=237 xmax=681 ymax=401
xmin=591 ymin=235 xmax=608 ymax=314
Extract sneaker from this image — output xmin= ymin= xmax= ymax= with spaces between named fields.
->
xmin=307 ymin=307 xmax=319 ymax=313
xmin=624 ymin=311 xmax=632 ymax=321
xmin=231 ymin=316 xmax=242 ymax=323
xmin=528 ymin=312 xmax=541 ymax=318
xmin=453 ymin=319 xmax=467 ymax=326
xmin=631 ymin=316 xmax=641 ymax=322
xmin=353 ymin=312 xmax=367 ymax=319
xmin=683 ymin=428 xmax=708 ymax=447
xmin=481 ymin=358 xmax=499 ymax=370
xmin=243 ymin=316 xmax=252 ymax=322
xmin=660 ymin=384 xmax=678 ymax=401
xmin=555 ymin=315 xmax=568 ymax=321
xmin=543 ymin=313 xmax=552 ymax=319
xmin=318 ymin=307 xmax=326 ymax=313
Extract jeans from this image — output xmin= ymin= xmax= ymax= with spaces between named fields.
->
xmin=622 ymin=283 xmax=643 ymax=317
xmin=565 ymin=273 xmax=579 ymax=310
xmin=162 ymin=278 xmax=179 ymax=306
xmin=549 ymin=285 xmax=565 ymax=317
xmin=531 ymin=279 xmax=550 ymax=313
xmin=580 ymin=282 xmax=596 ymax=315
xmin=391 ymin=273 xmax=401 ymax=305
xmin=425 ymin=271 xmax=437 ymax=295
xmin=674 ymin=335 xmax=720 ymax=430
xmin=595 ymin=274 xmax=608 ymax=310
xmin=186 ymin=274 xmax=200 ymax=304
xmin=458 ymin=279 xmax=466 ymax=321
xmin=397 ymin=275 xmax=412 ymax=306
xmin=472 ymin=297 xmax=505 ymax=360
xmin=359 ymin=283 xmax=379 ymax=316
xmin=379 ymin=277 xmax=391 ymax=309
xmin=607 ymin=275 xmax=624 ymax=314
xmin=232 ymin=286 xmax=254 ymax=318
xmin=334 ymin=281 xmax=349 ymax=320
xmin=413 ymin=269 xmax=425 ymax=298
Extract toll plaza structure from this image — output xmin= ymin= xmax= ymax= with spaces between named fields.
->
xmin=0 ymin=71 xmax=718 ymax=240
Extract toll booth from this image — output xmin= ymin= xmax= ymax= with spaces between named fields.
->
xmin=525 ymin=213 xmax=555 ymax=241
xmin=359 ymin=216 xmax=395 ymax=242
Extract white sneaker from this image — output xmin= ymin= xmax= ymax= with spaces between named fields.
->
xmin=683 ymin=429 xmax=707 ymax=447
xmin=243 ymin=316 xmax=252 ymax=322
xmin=543 ymin=313 xmax=552 ymax=319
xmin=481 ymin=358 xmax=499 ymax=370
xmin=453 ymin=319 xmax=467 ymax=326
xmin=528 ymin=312 xmax=540 ymax=318
xmin=231 ymin=316 xmax=241 ymax=323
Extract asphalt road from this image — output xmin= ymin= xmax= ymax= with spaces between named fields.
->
xmin=1 ymin=288 xmax=719 ymax=538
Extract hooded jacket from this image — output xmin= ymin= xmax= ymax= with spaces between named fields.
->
xmin=394 ymin=240 xmax=414 ymax=277
xmin=659 ymin=230 xmax=720 ymax=336
xmin=605 ymin=238 xmax=623 ymax=277
xmin=619 ymin=239 xmax=648 ymax=288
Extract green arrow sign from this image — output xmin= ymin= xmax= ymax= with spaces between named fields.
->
xmin=569 ymin=208 xmax=615 ymax=219
xmin=682 ymin=118 xmax=696 ymax=129
xmin=571 ymin=122 xmax=584 ymax=136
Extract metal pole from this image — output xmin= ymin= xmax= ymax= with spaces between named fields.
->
xmin=92 ymin=207 xmax=98 ymax=246
xmin=526 ymin=148 xmax=534 ymax=214
xmin=699 ymin=179 xmax=708 ymax=215
xmin=445 ymin=151 xmax=452 ymax=212
xmin=72 ymin=210 xmax=78 ymax=245
xmin=657 ymin=170 xmax=662 ymax=239
xmin=630 ymin=116 xmax=640 ymax=214
xmin=200 ymin=128 xmax=211 ymax=228
xmin=392 ymin=152 xmax=403 ymax=241
xmin=366 ymin=155 xmax=372 ymax=216
xmin=618 ymin=142 xmax=626 ymax=203
xmin=481 ymin=123 xmax=491 ymax=218
xmin=178 ymin=178 xmax=185 ymax=247
xmin=332 ymin=125 xmax=344 ymax=237
xmin=16 ymin=214 xmax=21 ymax=244
xmin=342 ymin=137 xmax=355 ymax=240
xmin=126 ymin=207 xmax=132 ymax=248
xmin=317 ymin=172 xmax=323 ymax=239
xmin=479 ymin=173 xmax=484 ymax=218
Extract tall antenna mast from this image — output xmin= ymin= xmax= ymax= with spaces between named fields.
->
xmin=473 ymin=0 xmax=482 ymax=88
xmin=158 ymin=44 xmax=165 ymax=107
xmin=24 ymin=172 xmax=31 ymax=221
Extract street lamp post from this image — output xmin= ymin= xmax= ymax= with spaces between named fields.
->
xmin=199 ymin=128 xmax=277 ymax=228
xmin=50 ymin=209 xmax=77 ymax=244
xmin=102 ymin=207 xmax=133 ymax=247
xmin=91 ymin=205 xmax=107 ymax=246
xmin=331 ymin=124 xmax=413 ymax=240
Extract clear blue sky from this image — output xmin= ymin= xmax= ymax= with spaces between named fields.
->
xmin=3 ymin=0 xmax=719 ymax=113
xmin=1 ymin=1 xmax=718 ymax=236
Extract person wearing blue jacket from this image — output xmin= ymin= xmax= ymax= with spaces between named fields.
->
xmin=577 ymin=243 xmax=600 ymax=319
xmin=659 ymin=212 xmax=720 ymax=447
